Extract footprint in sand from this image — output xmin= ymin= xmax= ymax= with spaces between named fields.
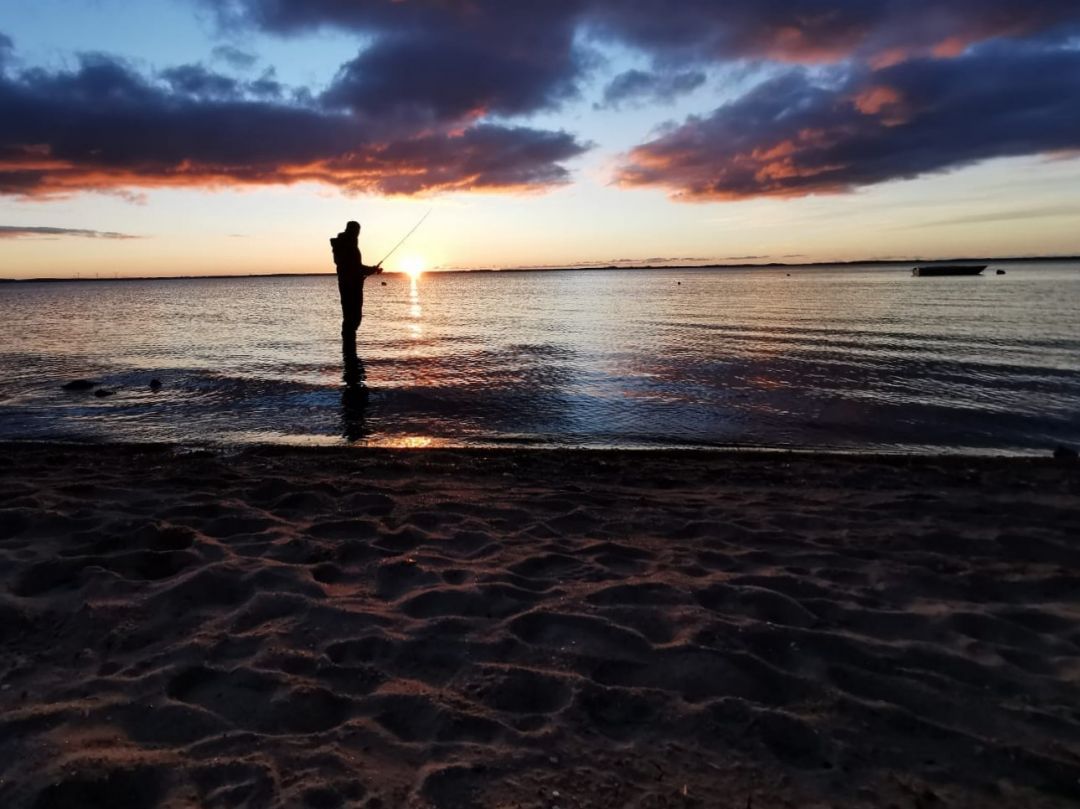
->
xmin=167 ymin=666 xmax=351 ymax=734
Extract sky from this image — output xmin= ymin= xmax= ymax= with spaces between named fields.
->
xmin=1 ymin=0 xmax=1080 ymax=278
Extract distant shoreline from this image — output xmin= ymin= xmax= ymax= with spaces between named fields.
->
xmin=2 ymin=254 xmax=1077 ymax=283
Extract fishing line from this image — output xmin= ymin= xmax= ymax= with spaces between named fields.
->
xmin=377 ymin=209 xmax=432 ymax=267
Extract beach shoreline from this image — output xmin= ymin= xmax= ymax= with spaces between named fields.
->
xmin=2 ymin=443 xmax=1078 ymax=808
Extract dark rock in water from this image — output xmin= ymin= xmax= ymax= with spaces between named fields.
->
xmin=149 ymin=378 xmax=162 ymax=391
xmin=996 ymin=269 xmax=1006 ymax=275
xmin=61 ymin=379 xmax=96 ymax=391
xmin=381 ymin=281 xmax=387 ymax=286
xmin=1053 ymin=445 xmax=1078 ymax=462
xmin=94 ymin=388 xmax=117 ymax=398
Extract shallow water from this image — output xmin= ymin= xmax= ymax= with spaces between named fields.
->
xmin=1 ymin=262 xmax=1078 ymax=453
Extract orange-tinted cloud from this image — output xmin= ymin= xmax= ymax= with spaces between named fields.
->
xmin=5 ymin=1 xmax=1080 ymax=202
xmin=616 ymin=45 xmax=1080 ymax=200
xmin=853 ymin=85 xmax=910 ymax=126
xmin=0 ymin=54 xmax=587 ymax=199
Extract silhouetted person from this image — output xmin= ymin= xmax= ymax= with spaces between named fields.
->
xmin=331 ymin=220 xmax=382 ymax=358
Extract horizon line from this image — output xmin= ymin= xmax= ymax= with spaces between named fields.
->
xmin=3 ymin=254 xmax=1078 ymax=283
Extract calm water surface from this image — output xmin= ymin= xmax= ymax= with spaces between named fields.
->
xmin=1 ymin=263 xmax=1078 ymax=454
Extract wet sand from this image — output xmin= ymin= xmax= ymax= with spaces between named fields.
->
xmin=1 ymin=444 xmax=1078 ymax=808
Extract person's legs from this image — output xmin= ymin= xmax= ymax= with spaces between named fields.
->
xmin=343 ymin=292 xmax=364 ymax=339
xmin=338 ymin=274 xmax=361 ymax=357
xmin=341 ymin=307 xmax=360 ymax=339
xmin=341 ymin=328 xmax=357 ymax=360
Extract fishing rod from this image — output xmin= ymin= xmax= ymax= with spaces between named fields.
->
xmin=376 ymin=209 xmax=432 ymax=267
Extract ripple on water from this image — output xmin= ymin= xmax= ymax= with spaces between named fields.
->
xmin=1 ymin=265 xmax=1078 ymax=452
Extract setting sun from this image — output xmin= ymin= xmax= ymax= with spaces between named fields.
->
xmin=400 ymin=254 xmax=426 ymax=278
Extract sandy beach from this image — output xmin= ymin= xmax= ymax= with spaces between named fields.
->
xmin=1 ymin=444 xmax=1078 ymax=808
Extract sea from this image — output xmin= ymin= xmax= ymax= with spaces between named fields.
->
xmin=1 ymin=262 xmax=1078 ymax=455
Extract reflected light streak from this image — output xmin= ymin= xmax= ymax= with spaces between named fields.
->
xmin=409 ymin=275 xmax=423 ymax=338
xmin=378 ymin=435 xmax=437 ymax=448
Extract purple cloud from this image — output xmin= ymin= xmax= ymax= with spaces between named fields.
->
xmin=190 ymin=0 xmax=1080 ymax=200
xmin=322 ymin=31 xmax=583 ymax=127
xmin=5 ymin=2 xmax=1080 ymax=201
xmin=0 ymin=51 xmax=588 ymax=198
xmin=615 ymin=43 xmax=1080 ymax=199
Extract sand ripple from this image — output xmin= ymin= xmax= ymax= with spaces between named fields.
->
xmin=1 ymin=445 xmax=1079 ymax=808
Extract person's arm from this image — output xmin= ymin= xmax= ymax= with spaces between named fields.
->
xmin=354 ymin=243 xmax=379 ymax=276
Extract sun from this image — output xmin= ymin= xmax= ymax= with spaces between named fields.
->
xmin=401 ymin=254 xmax=426 ymax=278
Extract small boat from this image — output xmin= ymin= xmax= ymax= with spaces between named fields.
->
xmin=912 ymin=264 xmax=987 ymax=277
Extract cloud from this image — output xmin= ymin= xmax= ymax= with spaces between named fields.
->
xmin=192 ymin=2 xmax=1080 ymax=145
xmin=6 ymin=3 xmax=1080 ymax=203
xmin=210 ymin=2 xmax=590 ymax=132
xmin=161 ymin=64 xmax=242 ymax=99
xmin=211 ymin=44 xmax=257 ymax=71
xmin=247 ymin=69 xmax=284 ymax=99
xmin=585 ymin=1 xmax=1080 ymax=63
xmin=615 ymin=43 xmax=1080 ymax=200
xmin=322 ymin=31 xmax=584 ymax=128
xmin=160 ymin=63 xmax=284 ymax=100
xmin=193 ymin=1 xmax=1080 ymax=160
xmin=205 ymin=1 xmax=1080 ymax=65
xmin=598 ymin=69 xmax=706 ymax=109
xmin=0 ymin=225 xmax=139 ymax=239
xmin=917 ymin=203 xmax=1080 ymax=228
xmin=0 ymin=51 xmax=588 ymax=198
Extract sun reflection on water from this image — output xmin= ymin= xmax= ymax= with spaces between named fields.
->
xmin=378 ymin=435 xmax=438 ymax=448
xmin=409 ymin=275 xmax=423 ymax=338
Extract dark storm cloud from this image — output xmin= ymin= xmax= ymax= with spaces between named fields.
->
xmin=322 ymin=32 xmax=583 ymax=124
xmin=214 ymin=1 xmax=588 ymax=129
xmin=615 ymin=44 xmax=1080 ymax=200
xmin=0 ymin=52 xmax=587 ymax=198
xmin=599 ymin=69 xmax=706 ymax=109
xmin=0 ymin=225 xmax=139 ymax=239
